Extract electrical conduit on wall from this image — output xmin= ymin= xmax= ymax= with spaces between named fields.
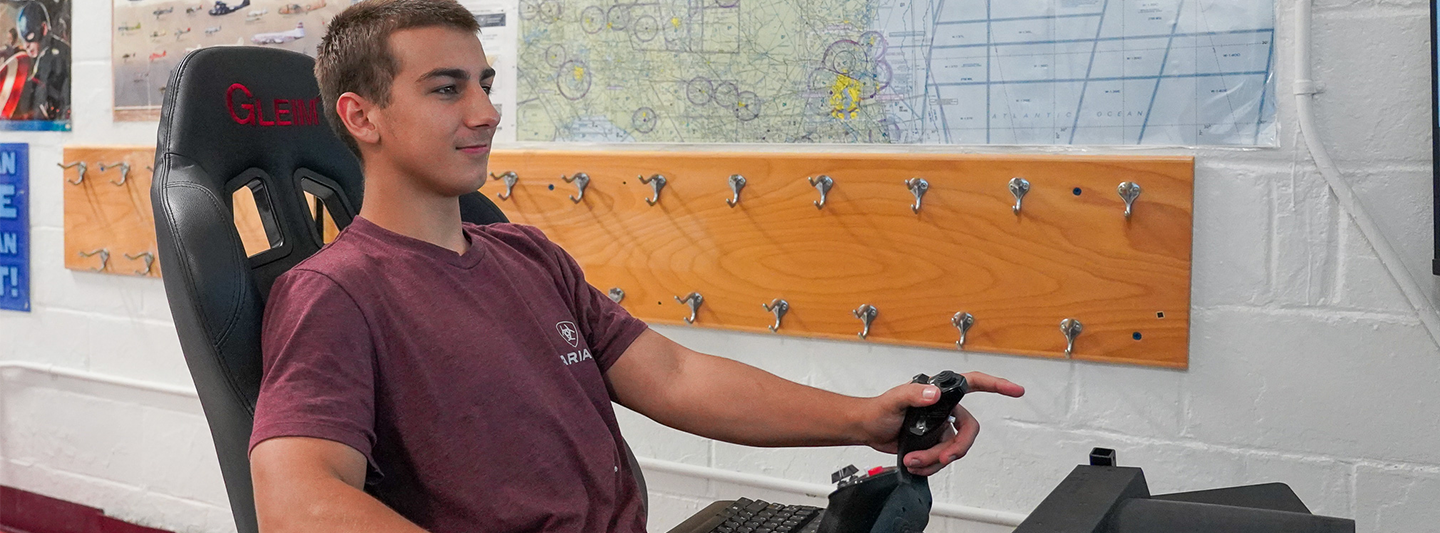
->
xmin=1293 ymin=0 xmax=1440 ymax=348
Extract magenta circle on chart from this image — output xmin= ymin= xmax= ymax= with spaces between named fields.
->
xmin=632 ymin=107 xmax=658 ymax=132
xmin=714 ymin=81 xmax=739 ymax=106
xmin=686 ymin=77 xmax=714 ymax=105
xmin=633 ymin=15 xmax=659 ymax=42
xmin=607 ymin=5 xmax=631 ymax=30
xmin=545 ymin=44 xmax=566 ymax=68
xmin=734 ymin=91 xmax=760 ymax=121
xmin=538 ymin=0 xmax=561 ymax=21
xmin=556 ymin=60 xmax=592 ymax=100
xmin=580 ymin=6 xmax=605 ymax=34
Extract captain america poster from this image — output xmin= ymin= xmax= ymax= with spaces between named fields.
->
xmin=0 ymin=1 xmax=69 ymax=131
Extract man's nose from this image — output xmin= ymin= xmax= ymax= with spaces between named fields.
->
xmin=466 ymin=89 xmax=501 ymax=130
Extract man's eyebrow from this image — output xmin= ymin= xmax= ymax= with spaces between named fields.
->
xmin=418 ymin=68 xmax=470 ymax=83
xmin=479 ymin=67 xmax=496 ymax=81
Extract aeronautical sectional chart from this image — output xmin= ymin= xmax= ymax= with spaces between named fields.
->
xmin=514 ymin=0 xmax=1277 ymax=146
xmin=111 ymin=0 xmax=354 ymax=121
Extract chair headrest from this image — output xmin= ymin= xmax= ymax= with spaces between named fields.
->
xmin=157 ymin=46 xmax=362 ymax=280
xmin=159 ymin=45 xmax=363 ymax=223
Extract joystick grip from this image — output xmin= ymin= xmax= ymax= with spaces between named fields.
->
xmin=896 ymin=371 xmax=968 ymax=469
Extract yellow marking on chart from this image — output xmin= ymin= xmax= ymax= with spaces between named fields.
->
xmin=829 ymin=74 xmax=861 ymax=119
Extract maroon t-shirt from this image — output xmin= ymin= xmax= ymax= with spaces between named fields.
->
xmin=249 ymin=216 xmax=650 ymax=532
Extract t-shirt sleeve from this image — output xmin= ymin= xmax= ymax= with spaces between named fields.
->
xmin=249 ymin=268 xmax=381 ymax=477
xmin=522 ymin=226 xmax=649 ymax=372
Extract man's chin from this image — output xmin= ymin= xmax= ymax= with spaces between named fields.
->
xmin=453 ymin=167 xmax=490 ymax=196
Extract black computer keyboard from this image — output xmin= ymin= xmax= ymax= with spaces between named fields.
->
xmin=666 ymin=497 xmax=826 ymax=533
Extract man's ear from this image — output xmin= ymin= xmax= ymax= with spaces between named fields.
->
xmin=336 ymin=92 xmax=381 ymax=148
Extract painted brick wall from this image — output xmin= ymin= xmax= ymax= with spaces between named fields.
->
xmin=2 ymin=2 xmax=1437 ymax=532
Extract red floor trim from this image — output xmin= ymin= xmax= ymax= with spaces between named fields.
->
xmin=0 ymin=486 xmax=172 ymax=533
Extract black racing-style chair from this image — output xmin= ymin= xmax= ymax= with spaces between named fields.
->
xmin=151 ymin=47 xmax=643 ymax=533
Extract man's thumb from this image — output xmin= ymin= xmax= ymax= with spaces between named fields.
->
xmin=898 ymin=383 xmax=940 ymax=407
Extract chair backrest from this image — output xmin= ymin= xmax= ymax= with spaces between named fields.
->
xmin=150 ymin=47 xmax=512 ymax=533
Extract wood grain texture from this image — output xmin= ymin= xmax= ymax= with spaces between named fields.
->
xmin=485 ymin=151 xmax=1194 ymax=368
xmin=62 ymin=147 xmax=162 ymax=278
xmin=61 ymin=146 xmax=1193 ymax=367
xmin=62 ymin=146 xmax=285 ymax=277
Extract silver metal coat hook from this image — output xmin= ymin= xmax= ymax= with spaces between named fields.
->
xmin=489 ymin=171 xmax=519 ymax=200
xmin=59 ymin=161 xmax=87 ymax=185
xmin=125 ymin=251 xmax=156 ymax=275
xmin=1009 ymin=177 xmax=1030 ymax=215
xmin=853 ymin=304 xmax=878 ymax=339
xmin=78 ymin=249 xmax=110 ymax=272
xmin=952 ymin=312 xmax=975 ymax=350
xmin=1118 ymin=181 xmax=1142 ymax=218
xmin=561 ymin=172 xmax=590 ymax=203
xmin=1061 ymin=318 xmax=1084 ymax=358
xmin=638 ymin=174 xmax=667 ymax=206
xmin=675 ymin=292 xmax=704 ymax=324
xmin=808 ymin=175 xmax=834 ymax=209
xmin=906 ymin=177 xmax=929 ymax=213
xmin=761 ymin=299 xmax=789 ymax=332
xmin=727 ymin=174 xmax=747 ymax=207
xmin=99 ymin=162 xmax=131 ymax=186
xmin=608 ymin=287 xmax=625 ymax=304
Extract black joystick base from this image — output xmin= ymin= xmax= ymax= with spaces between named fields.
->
xmin=816 ymin=372 xmax=969 ymax=533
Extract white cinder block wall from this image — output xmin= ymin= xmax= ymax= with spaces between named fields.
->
xmin=3 ymin=1 xmax=1439 ymax=532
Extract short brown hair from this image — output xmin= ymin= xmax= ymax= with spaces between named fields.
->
xmin=315 ymin=0 xmax=480 ymax=158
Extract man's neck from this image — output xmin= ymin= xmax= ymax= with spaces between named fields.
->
xmin=358 ymin=165 xmax=469 ymax=256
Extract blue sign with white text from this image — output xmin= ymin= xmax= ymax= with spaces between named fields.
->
xmin=0 ymin=144 xmax=29 ymax=312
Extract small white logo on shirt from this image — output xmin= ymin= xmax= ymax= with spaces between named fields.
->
xmin=556 ymin=321 xmax=580 ymax=348
xmin=560 ymin=349 xmax=594 ymax=366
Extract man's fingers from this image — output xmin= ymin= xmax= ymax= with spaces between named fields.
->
xmin=961 ymin=371 xmax=1025 ymax=398
xmin=950 ymin=407 xmax=980 ymax=459
xmin=903 ymin=408 xmax=980 ymax=475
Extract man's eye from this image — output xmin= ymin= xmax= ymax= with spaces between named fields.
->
xmin=482 ymin=85 xmax=493 ymax=95
xmin=435 ymin=85 xmax=458 ymax=95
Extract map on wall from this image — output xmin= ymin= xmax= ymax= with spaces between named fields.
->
xmin=515 ymin=0 xmax=1277 ymax=146
xmin=112 ymin=0 xmax=352 ymax=121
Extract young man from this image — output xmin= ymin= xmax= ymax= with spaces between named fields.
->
xmin=247 ymin=1 xmax=1026 ymax=532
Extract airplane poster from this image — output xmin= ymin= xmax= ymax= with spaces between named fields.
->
xmin=112 ymin=0 xmax=350 ymax=121
xmin=0 ymin=0 xmax=71 ymax=131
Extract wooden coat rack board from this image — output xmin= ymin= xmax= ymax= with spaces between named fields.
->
xmin=61 ymin=147 xmax=163 ymax=278
xmin=61 ymin=146 xmax=302 ymax=278
xmin=61 ymin=147 xmax=1193 ymax=368
xmin=485 ymin=151 xmax=1194 ymax=368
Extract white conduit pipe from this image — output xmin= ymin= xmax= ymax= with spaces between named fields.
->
xmin=0 ymin=362 xmax=1027 ymax=527
xmin=0 ymin=361 xmax=199 ymax=398
xmin=1294 ymin=0 xmax=1440 ymax=349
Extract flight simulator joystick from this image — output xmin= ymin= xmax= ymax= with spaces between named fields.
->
xmin=816 ymin=371 xmax=969 ymax=533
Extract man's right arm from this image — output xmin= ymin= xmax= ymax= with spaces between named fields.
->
xmin=251 ymin=437 xmax=426 ymax=532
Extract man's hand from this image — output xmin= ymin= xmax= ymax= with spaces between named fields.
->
xmin=859 ymin=372 xmax=1024 ymax=476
